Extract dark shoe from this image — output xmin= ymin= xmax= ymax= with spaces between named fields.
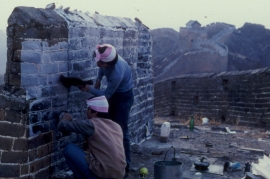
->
xmin=123 ymin=170 xmax=129 ymax=179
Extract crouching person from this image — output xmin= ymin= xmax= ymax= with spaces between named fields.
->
xmin=58 ymin=96 xmax=126 ymax=179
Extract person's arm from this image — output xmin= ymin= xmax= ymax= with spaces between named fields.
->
xmin=78 ymin=69 xmax=104 ymax=91
xmin=94 ymin=79 xmax=101 ymax=89
xmin=58 ymin=113 xmax=95 ymax=137
xmin=97 ymin=68 xmax=104 ymax=81
xmin=88 ymin=73 xmax=122 ymax=99
xmin=95 ymin=68 xmax=104 ymax=89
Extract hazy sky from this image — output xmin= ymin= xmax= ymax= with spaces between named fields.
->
xmin=1 ymin=0 xmax=270 ymax=32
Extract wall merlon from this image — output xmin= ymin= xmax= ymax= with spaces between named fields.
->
xmin=1 ymin=5 xmax=153 ymax=178
xmin=8 ymin=7 xmax=68 ymax=28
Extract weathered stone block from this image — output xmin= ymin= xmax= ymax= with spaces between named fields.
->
xmin=6 ymin=26 xmax=14 ymax=37
xmin=26 ymin=87 xmax=42 ymax=100
xmin=3 ymin=96 xmax=28 ymax=111
xmin=69 ymin=38 xmax=83 ymax=50
xmin=1 ymin=151 xmax=28 ymax=163
xmin=72 ymin=60 xmax=92 ymax=71
xmin=41 ymin=86 xmax=57 ymax=97
xmin=21 ymin=62 xmax=38 ymax=74
xmin=7 ymin=73 xmax=20 ymax=86
xmin=37 ymin=143 xmax=53 ymax=158
xmin=0 ymin=122 xmax=25 ymax=137
xmin=21 ymin=164 xmax=29 ymax=175
xmin=28 ymin=132 xmax=53 ymax=149
xmin=30 ymin=156 xmax=51 ymax=173
xmin=40 ymin=63 xmax=59 ymax=74
xmin=30 ymin=123 xmax=50 ymax=137
xmin=21 ymin=50 xmax=42 ymax=63
xmin=123 ymin=39 xmax=137 ymax=47
xmin=5 ymin=109 xmax=21 ymax=123
xmin=68 ymin=49 xmax=90 ymax=61
xmin=124 ymin=29 xmax=137 ymax=39
xmin=52 ymin=95 xmax=68 ymax=108
xmin=21 ymin=74 xmax=38 ymax=86
xmin=49 ymin=51 xmax=68 ymax=62
xmin=81 ymin=36 xmax=99 ymax=48
xmin=28 ymin=112 xmax=39 ymax=125
xmin=29 ymin=149 xmax=37 ymax=161
xmin=22 ymin=40 xmax=42 ymax=51
xmin=13 ymin=138 xmax=28 ymax=151
xmin=37 ymin=75 xmax=48 ymax=86
xmin=30 ymin=99 xmax=52 ymax=111
xmin=42 ymin=40 xmax=62 ymax=51
xmin=0 ymin=136 xmax=13 ymax=150
xmin=58 ymin=62 xmax=68 ymax=73
xmin=12 ymin=26 xmax=68 ymax=39
xmin=0 ymin=164 xmax=20 ymax=177
xmin=0 ymin=108 xmax=5 ymax=120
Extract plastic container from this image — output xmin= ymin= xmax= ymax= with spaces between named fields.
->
xmin=160 ymin=122 xmax=171 ymax=143
xmin=228 ymin=162 xmax=242 ymax=171
xmin=193 ymin=172 xmax=202 ymax=179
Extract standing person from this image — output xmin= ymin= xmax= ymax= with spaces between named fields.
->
xmin=58 ymin=96 xmax=126 ymax=179
xmin=79 ymin=44 xmax=134 ymax=177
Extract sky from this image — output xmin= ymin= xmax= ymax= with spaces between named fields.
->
xmin=0 ymin=0 xmax=270 ymax=32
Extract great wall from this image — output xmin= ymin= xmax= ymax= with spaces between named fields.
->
xmin=0 ymin=5 xmax=153 ymax=178
xmin=0 ymin=5 xmax=270 ymax=179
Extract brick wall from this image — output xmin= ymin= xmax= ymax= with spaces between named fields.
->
xmin=0 ymin=6 xmax=153 ymax=178
xmin=155 ymin=68 xmax=270 ymax=126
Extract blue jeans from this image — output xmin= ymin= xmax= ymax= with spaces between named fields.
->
xmin=108 ymin=89 xmax=134 ymax=171
xmin=63 ymin=143 xmax=110 ymax=179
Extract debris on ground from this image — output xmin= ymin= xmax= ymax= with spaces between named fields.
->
xmin=53 ymin=117 xmax=269 ymax=179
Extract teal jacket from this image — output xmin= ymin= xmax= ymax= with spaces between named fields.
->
xmin=89 ymin=55 xmax=133 ymax=99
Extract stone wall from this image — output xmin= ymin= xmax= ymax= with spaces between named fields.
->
xmin=155 ymin=68 xmax=270 ymax=126
xmin=179 ymin=28 xmax=207 ymax=49
xmin=154 ymin=50 xmax=228 ymax=83
xmin=0 ymin=6 xmax=153 ymax=178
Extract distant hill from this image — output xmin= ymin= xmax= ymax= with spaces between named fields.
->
xmin=0 ymin=29 xmax=6 ymax=75
xmin=150 ymin=28 xmax=179 ymax=78
xmin=225 ymin=23 xmax=270 ymax=71
xmin=152 ymin=22 xmax=270 ymax=83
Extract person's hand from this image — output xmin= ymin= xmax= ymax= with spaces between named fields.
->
xmin=94 ymin=80 xmax=101 ymax=89
xmin=78 ymin=85 xmax=90 ymax=92
xmin=62 ymin=113 xmax=72 ymax=121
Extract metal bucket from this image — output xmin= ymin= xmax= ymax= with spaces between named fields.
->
xmin=154 ymin=146 xmax=183 ymax=179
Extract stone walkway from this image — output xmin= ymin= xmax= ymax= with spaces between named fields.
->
xmin=127 ymin=117 xmax=269 ymax=179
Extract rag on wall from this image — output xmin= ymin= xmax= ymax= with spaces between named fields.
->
xmin=59 ymin=74 xmax=93 ymax=87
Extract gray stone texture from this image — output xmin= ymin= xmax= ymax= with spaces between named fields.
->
xmin=155 ymin=68 xmax=270 ymax=126
xmin=0 ymin=5 xmax=153 ymax=179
